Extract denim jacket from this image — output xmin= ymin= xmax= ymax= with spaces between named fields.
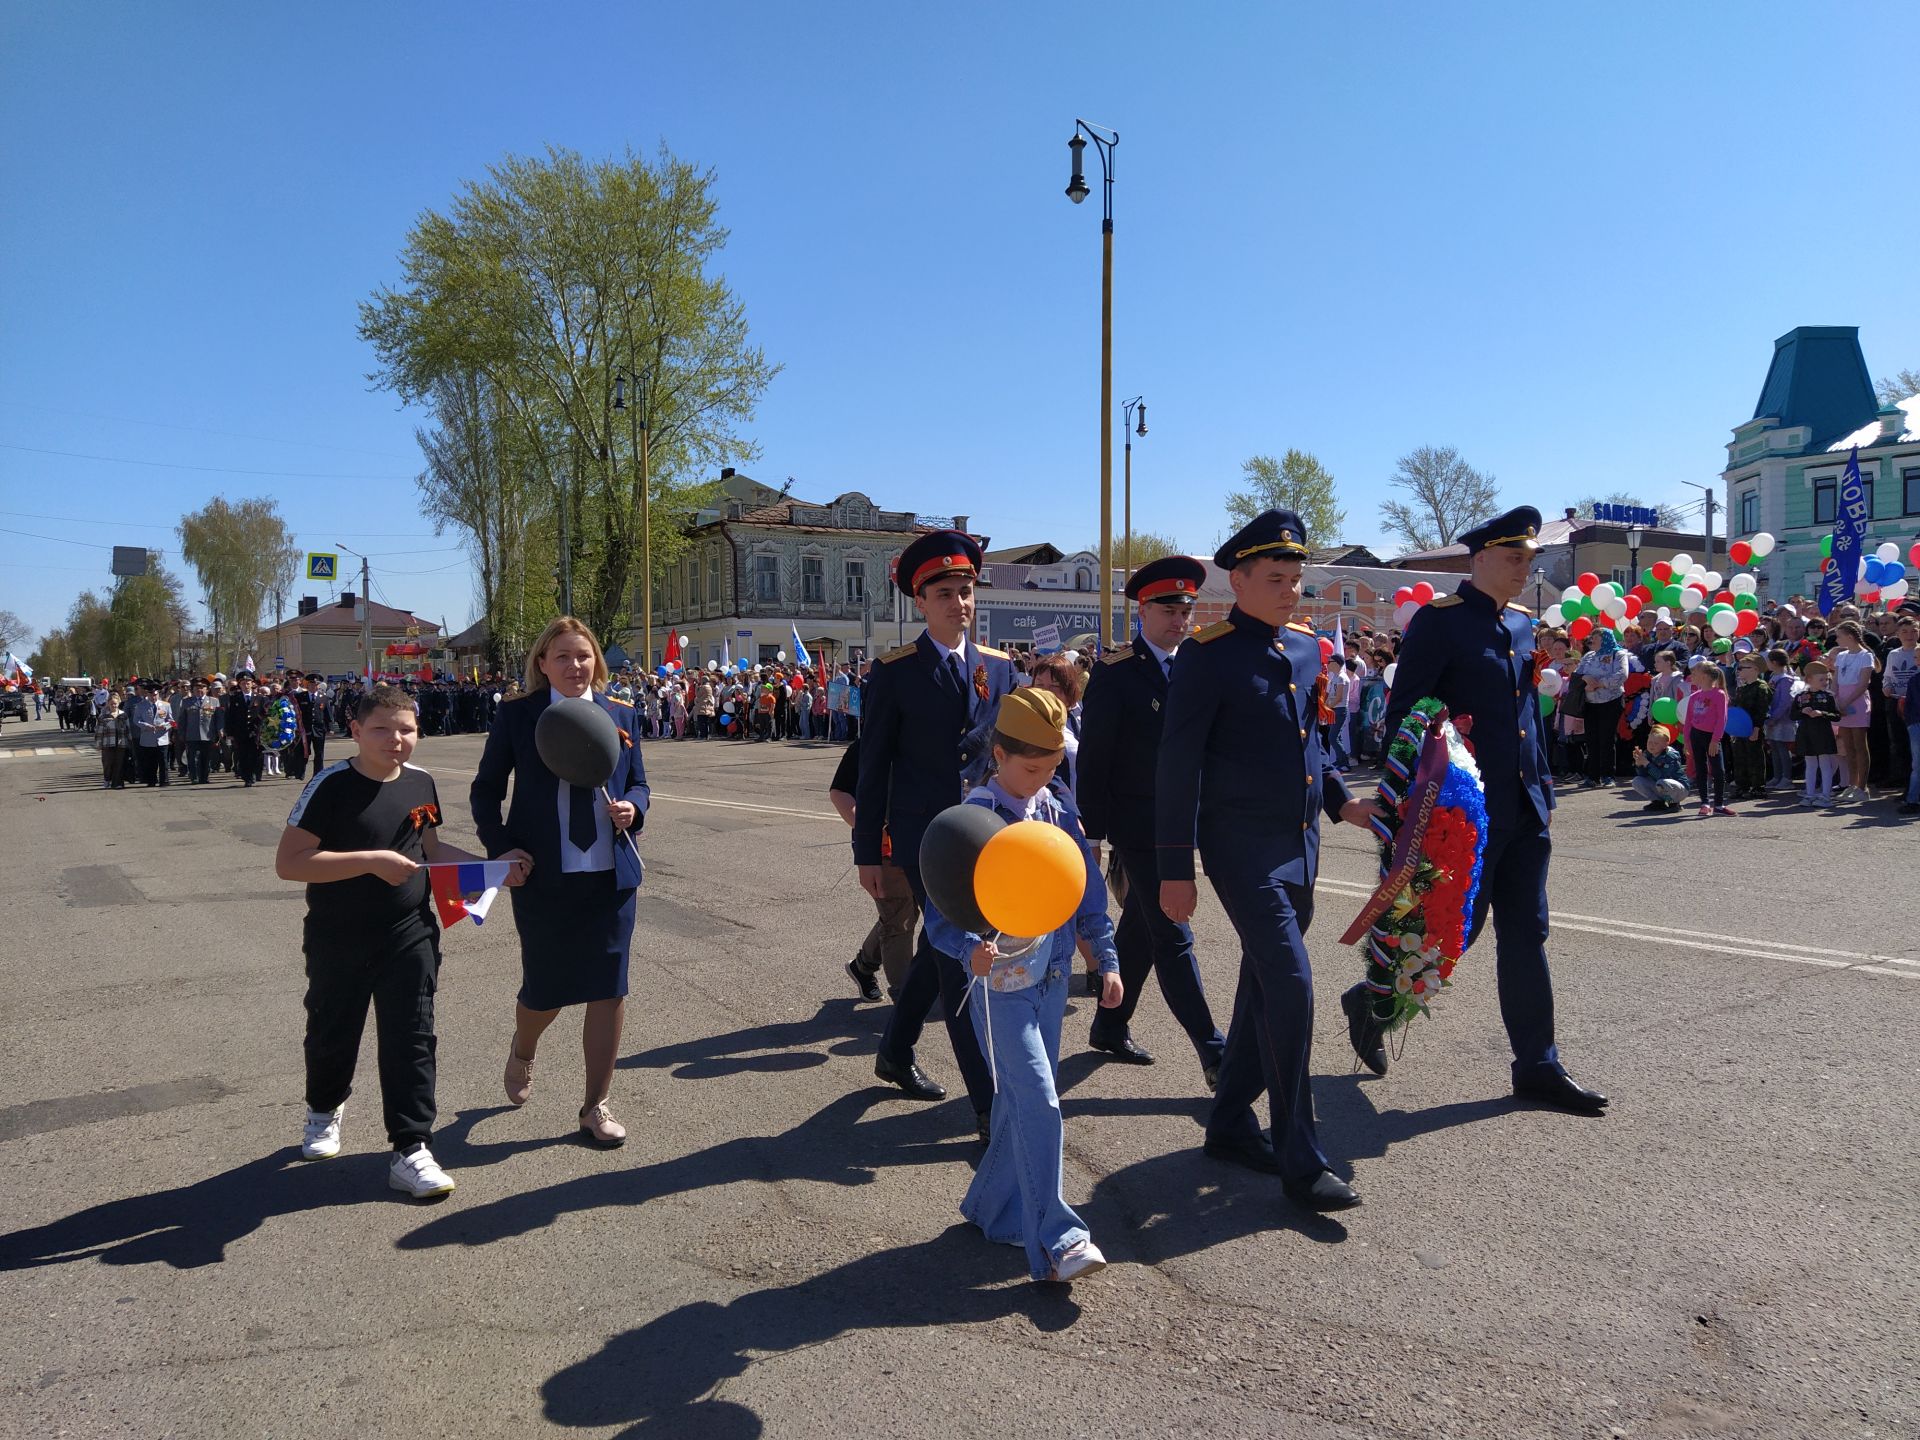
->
xmin=922 ymin=777 xmax=1119 ymax=992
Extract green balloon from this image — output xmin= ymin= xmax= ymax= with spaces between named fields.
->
xmin=1539 ymin=694 xmax=1556 ymax=717
xmin=1820 ymin=534 xmax=1833 ymax=559
xmin=1651 ymin=696 xmax=1680 ymax=725
xmin=1734 ymin=593 xmax=1758 ymax=611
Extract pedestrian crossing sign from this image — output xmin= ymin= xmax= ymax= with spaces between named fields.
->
xmin=307 ymin=552 xmax=338 ymax=581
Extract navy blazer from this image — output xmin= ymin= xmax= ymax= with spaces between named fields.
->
xmin=852 ymin=631 xmax=1017 ymax=869
xmin=1075 ymin=635 xmax=1172 ymax=852
xmin=471 ymin=688 xmax=650 ymax=890
xmin=1382 ymin=580 xmax=1553 ymax=831
xmin=1154 ymin=608 xmax=1352 ymax=887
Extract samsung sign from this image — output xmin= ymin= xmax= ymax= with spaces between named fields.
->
xmin=1593 ymin=502 xmax=1660 ymax=527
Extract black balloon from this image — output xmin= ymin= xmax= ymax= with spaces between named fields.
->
xmin=535 ymin=696 xmax=621 ymax=789
xmin=918 ymin=802 xmax=1005 ymax=934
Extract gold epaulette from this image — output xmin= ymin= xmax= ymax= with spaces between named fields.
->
xmin=976 ymin=644 xmax=1009 ymax=660
xmin=605 ymin=695 xmax=634 ymax=708
xmin=1101 ymin=648 xmax=1135 ymax=665
xmin=881 ymin=643 xmax=917 ymax=664
xmin=1285 ymin=620 xmax=1315 ymax=635
xmin=1505 ymin=602 xmax=1531 ymax=615
xmin=1190 ymin=620 xmax=1233 ymax=644
xmin=1428 ymin=594 xmax=1464 ymax=609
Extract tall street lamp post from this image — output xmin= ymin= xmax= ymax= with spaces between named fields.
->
xmin=1064 ymin=119 xmax=1119 ymax=647
xmin=1121 ymin=395 xmax=1146 ymax=637
xmin=1627 ymin=523 xmax=1646 ymax=597
xmin=612 ymin=370 xmax=652 ymax=668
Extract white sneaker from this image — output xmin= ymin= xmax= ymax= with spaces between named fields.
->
xmin=1048 ymin=1239 xmax=1107 ymax=1282
xmin=388 ymin=1146 xmax=456 ymax=1199
xmin=301 ymin=1105 xmax=344 ymax=1160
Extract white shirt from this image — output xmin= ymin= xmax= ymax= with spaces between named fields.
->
xmin=928 ymin=632 xmax=968 ymax=667
xmin=1143 ymin=638 xmax=1176 ymax=678
xmin=553 ymin=689 xmax=615 ymax=873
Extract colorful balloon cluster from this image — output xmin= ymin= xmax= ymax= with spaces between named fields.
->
xmin=1853 ymin=541 xmax=1912 ymax=607
xmin=1389 ymin=581 xmax=1437 ymax=629
xmin=920 ymin=802 xmax=1085 ymax=939
xmin=1541 ymin=533 xmax=1783 ymax=640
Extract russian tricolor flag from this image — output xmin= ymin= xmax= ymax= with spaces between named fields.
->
xmin=427 ymin=861 xmax=514 ymax=928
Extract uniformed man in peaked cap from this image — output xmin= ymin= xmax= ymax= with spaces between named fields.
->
xmin=859 ymin=529 xmax=1018 ymax=1143
xmin=1156 ymin=510 xmax=1379 ymax=1211
xmin=1075 ymin=555 xmax=1227 ymax=1086
xmin=1345 ymin=505 xmax=1609 ymax=1116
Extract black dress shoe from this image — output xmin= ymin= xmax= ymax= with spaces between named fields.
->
xmin=874 ymin=1054 xmax=946 ymax=1101
xmin=975 ymin=1110 xmax=992 ymax=1146
xmin=1088 ymin=1033 xmax=1155 ymax=1065
xmin=1202 ymin=1131 xmax=1283 ymax=1175
xmin=846 ymin=960 xmax=882 ymax=1003
xmin=1513 ymin=1070 xmax=1610 ymax=1116
xmin=1284 ymin=1169 xmax=1361 ymax=1212
xmin=1202 ymin=1063 xmax=1220 ymax=1094
xmin=1340 ymin=984 xmax=1389 ymax=1077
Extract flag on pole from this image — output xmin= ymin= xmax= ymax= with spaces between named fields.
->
xmin=243 ymin=653 xmax=256 ymax=674
xmin=426 ymin=860 xmax=514 ymax=928
xmin=0 ymin=652 xmax=31 ymax=680
xmin=1818 ymin=446 xmax=1870 ymax=617
xmin=663 ymin=630 xmax=682 ymax=670
xmin=721 ymin=634 xmax=731 ymax=670
xmin=1332 ymin=625 xmax=1345 ymax=661
xmin=790 ymin=625 xmax=811 ymax=668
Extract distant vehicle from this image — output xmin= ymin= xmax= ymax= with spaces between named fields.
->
xmin=0 ymin=688 xmax=25 ymax=722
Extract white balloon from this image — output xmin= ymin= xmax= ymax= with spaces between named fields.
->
xmin=1657 ymin=607 xmax=1673 ymax=623
xmin=1602 ymin=597 xmax=1628 ymax=620
xmin=1709 ymin=609 xmax=1738 ymax=637
xmin=1877 ymin=542 xmax=1900 ymax=564
xmin=1383 ymin=663 xmax=1398 ymax=687
xmin=1591 ymin=582 xmax=1618 ymax=605
xmin=1561 ymin=584 xmax=1585 ymax=607
xmin=1537 ymin=668 xmax=1564 ymax=698
xmin=1729 ymin=573 xmax=1757 ymax=595
xmin=708 ymin=659 xmax=719 ymax=671
xmin=1885 ymin=579 xmax=1911 ymax=601
xmin=1750 ymin=531 xmax=1776 ymax=559
xmin=1702 ymin=571 xmax=1723 ymax=590
xmin=1671 ymin=553 xmax=1693 ymax=572
xmin=1394 ymin=601 xmax=1418 ymax=628
xmin=777 ymin=650 xmax=788 ymax=662
xmin=1680 ymin=587 xmax=1707 ymax=611
xmin=1543 ymin=604 xmax=1565 ymax=626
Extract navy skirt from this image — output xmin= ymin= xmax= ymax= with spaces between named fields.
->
xmin=510 ymin=869 xmax=636 ymax=1009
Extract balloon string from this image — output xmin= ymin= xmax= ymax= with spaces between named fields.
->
xmin=600 ymin=785 xmax=644 ymax=868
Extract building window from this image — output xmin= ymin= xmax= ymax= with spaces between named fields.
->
xmin=1813 ymin=477 xmax=1836 ymax=525
xmin=689 ymin=553 xmax=701 ymax=608
xmin=707 ymin=548 xmax=722 ymax=604
xmin=1074 ymin=567 xmax=1092 ymax=590
xmin=1339 ymin=584 xmax=1356 ymax=608
xmin=1611 ymin=566 xmax=1633 ymax=589
xmin=1905 ymin=467 xmax=1920 ymax=515
xmin=845 ymin=560 xmax=866 ymax=604
xmin=1738 ymin=490 xmax=1759 ymax=535
xmin=752 ymin=554 xmax=779 ymax=604
xmin=801 ymin=555 xmax=825 ymax=604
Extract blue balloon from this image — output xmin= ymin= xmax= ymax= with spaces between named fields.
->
xmin=736 ymin=658 xmax=750 ymax=671
xmin=1864 ymin=559 xmax=1886 ymax=586
xmin=1724 ymin=707 xmax=1754 ymax=739
xmin=1886 ymin=562 xmax=1906 ymax=583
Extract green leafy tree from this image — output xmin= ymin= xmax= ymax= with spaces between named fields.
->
xmin=103 ymin=553 xmax=191 ymax=676
xmin=1875 ymin=368 xmax=1920 ymax=404
xmin=359 ymin=145 xmax=778 ymax=640
xmin=1381 ymin=445 xmax=1500 ymax=554
xmin=1085 ymin=528 xmax=1187 ymax=570
xmin=176 ymin=497 xmax=299 ymax=670
xmin=27 ymin=627 xmax=72 ymax=678
xmin=1227 ymin=451 xmax=1346 ymax=545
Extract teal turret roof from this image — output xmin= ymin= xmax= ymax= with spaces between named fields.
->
xmin=1751 ymin=326 xmax=1878 ymax=452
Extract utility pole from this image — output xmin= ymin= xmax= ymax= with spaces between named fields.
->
xmin=336 ymin=545 xmax=373 ymax=683
xmin=1682 ymin=481 xmax=1719 ymax=568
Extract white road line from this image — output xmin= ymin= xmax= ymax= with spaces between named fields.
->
xmin=652 ymin=792 xmax=840 ymax=822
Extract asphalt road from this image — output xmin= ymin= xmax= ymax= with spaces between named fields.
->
xmin=1 ymin=713 xmax=1914 ymax=1440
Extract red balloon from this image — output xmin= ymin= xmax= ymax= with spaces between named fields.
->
xmin=1598 ymin=611 xmax=1618 ymax=629
xmin=1629 ymin=584 xmax=1652 ymax=603
xmin=1577 ymin=572 xmax=1599 ymax=594
xmin=1713 ymin=590 xmax=1734 ymax=606
xmin=1623 ymin=594 xmax=1643 ymax=618
xmin=1651 ymin=561 xmax=1672 ymax=583
xmin=1734 ymin=610 xmax=1759 ymax=636
xmin=1822 ymin=557 xmax=1833 ymax=572
xmin=1318 ymin=638 xmax=1334 ymax=662
xmin=1729 ymin=540 xmax=1753 ymax=566
xmin=1392 ymin=587 xmax=1413 ymax=606
xmin=1410 ymin=581 xmax=1435 ymax=606
xmin=1568 ymin=616 xmax=1594 ymax=640
xmin=1910 ymin=542 xmax=1920 ymax=567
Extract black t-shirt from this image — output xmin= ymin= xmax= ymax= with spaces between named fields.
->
xmin=830 ymin=738 xmax=861 ymax=795
xmin=288 ymin=760 xmax=440 ymax=938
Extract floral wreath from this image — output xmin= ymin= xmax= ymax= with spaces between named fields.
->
xmin=1339 ymin=698 xmax=1488 ymax=1036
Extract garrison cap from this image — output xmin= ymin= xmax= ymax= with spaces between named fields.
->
xmin=894 ymin=529 xmax=982 ymax=596
xmin=1459 ymin=506 xmax=1542 ymax=555
xmin=1125 ymin=555 xmax=1205 ymax=604
xmin=995 ymin=686 xmax=1067 ymax=751
xmin=1213 ymin=509 xmax=1309 ymax=570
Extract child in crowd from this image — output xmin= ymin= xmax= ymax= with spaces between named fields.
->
xmin=1792 ymin=660 xmax=1842 ymax=805
xmin=1728 ymin=655 xmax=1770 ymax=800
xmin=1630 ymin=726 xmax=1688 ymax=813
xmin=1829 ymin=620 xmax=1878 ymax=801
xmin=1889 ymin=616 xmax=1919 ymax=814
xmin=1684 ymin=659 xmax=1732 ymax=816
xmin=94 ymin=688 xmax=131 ymax=789
xmin=274 ymin=683 xmax=525 ymax=1199
xmin=923 ymin=687 xmax=1121 ymax=1284
xmin=1764 ymin=648 xmax=1798 ymax=791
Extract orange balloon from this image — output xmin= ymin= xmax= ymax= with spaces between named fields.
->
xmin=973 ymin=819 xmax=1084 ymax=937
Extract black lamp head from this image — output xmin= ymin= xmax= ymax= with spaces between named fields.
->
xmin=1135 ymin=401 xmax=1147 ymax=437
xmin=1065 ymin=133 xmax=1089 ymax=204
xmin=612 ymin=374 xmax=626 ymax=410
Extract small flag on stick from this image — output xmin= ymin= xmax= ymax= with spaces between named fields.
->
xmin=426 ymin=860 xmax=514 ymax=928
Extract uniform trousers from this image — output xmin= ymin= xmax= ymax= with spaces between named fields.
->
xmin=137 ymin=744 xmax=170 ymax=786
xmin=232 ymin=741 xmax=263 ymax=785
xmin=1090 ymin=846 xmax=1226 ymax=1068
xmin=876 ymin=861 xmax=994 ymax=1116
xmin=185 ymin=740 xmax=213 ymax=783
xmin=1466 ymin=818 xmax=1561 ymax=1082
xmin=303 ymin=924 xmax=441 ymax=1149
xmin=961 ymin=962 xmax=1090 ymax=1281
xmin=1203 ymin=855 xmax=1331 ymax=1183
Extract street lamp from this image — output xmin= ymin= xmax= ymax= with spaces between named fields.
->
xmin=612 ymin=369 xmax=652 ymax=668
xmin=1531 ymin=567 xmax=1546 ymax=614
xmin=1063 ymin=118 xmax=1119 ymax=647
xmin=1121 ymin=395 xmax=1146 ymax=637
xmin=1627 ymin=523 xmax=1646 ymax=598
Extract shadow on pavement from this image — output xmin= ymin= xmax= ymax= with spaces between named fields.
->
xmin=0 ymin=1107 xmax=559 ymax=1272
xmin=1316 ymin=1073 xmax=1517 ymax=1161
xmin=619 ymin=997 xmax=884 ymax=1080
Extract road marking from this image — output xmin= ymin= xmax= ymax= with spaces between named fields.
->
xmin=651 ymin=792 xmax=840 ymax=822
xmin=1312 ymin=876 xmax=1914 ymax=978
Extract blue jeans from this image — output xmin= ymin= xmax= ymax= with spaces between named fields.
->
xmin=1330 ymin=705 xmax=1351 ymax=766
xmin=962 ymin=965 xmax=1089 ymax=1280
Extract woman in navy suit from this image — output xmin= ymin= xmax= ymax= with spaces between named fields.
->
xmin=472 ymin=617 xmax=649 ymax=1147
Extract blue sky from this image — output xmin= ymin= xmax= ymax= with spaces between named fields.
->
xmin=4 ymin=1 xmax=1916 ymax=647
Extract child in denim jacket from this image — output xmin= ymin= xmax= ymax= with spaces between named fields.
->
xmin=923 ymin=688 xmax=1121 ymax=1284
xmin=1630 ymin=726 xmax=1688 ymax=812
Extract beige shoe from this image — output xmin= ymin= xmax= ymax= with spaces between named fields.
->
xmin=504 ymin=1047 xmax=534 ymax=1106
xmin=578 ymin=1100 xmax=627 ymax=1148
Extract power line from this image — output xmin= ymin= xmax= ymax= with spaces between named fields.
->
xmin=0 ymin=525 xmax=122 ymax=550
xmin=0 ymin=442 xmax=413 ymax=481
xmin=0 ymin=399 xmax=418 ymax=462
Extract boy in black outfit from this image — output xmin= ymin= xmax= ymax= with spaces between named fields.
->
xmin=275 ymin=683 xmax=528 ymax=1198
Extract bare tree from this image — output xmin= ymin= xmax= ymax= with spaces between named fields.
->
xmin=1380 ymin=446 xmax=1500 ymax=554
xmin=1876 ymin=368 xmax=1920 ymax=405
xmin=0 ymin=608 xmax=28 ymax=655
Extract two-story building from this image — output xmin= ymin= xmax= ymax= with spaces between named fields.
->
xmin=1721 ymin=326 xmax=1920 ymax=599
xmin=637 ymin=472 xmax=976 ymax=669
xmin=265 ymin=592 xmax=442 ymax=677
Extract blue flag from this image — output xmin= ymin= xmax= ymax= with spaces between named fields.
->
xmin=1818 ymin=447 xmax=1869 ymax=617
xmin=790 ymin=624 xmax=811 ymax=667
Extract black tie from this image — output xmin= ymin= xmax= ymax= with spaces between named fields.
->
xmin=568 ymin=783 xmax=598 ymax=852
xmin=945 ymin=652 xmax=965 ymax=697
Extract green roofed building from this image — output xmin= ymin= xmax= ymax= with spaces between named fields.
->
xmin=1722 ymin=326 xmax=1919 ymax=601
